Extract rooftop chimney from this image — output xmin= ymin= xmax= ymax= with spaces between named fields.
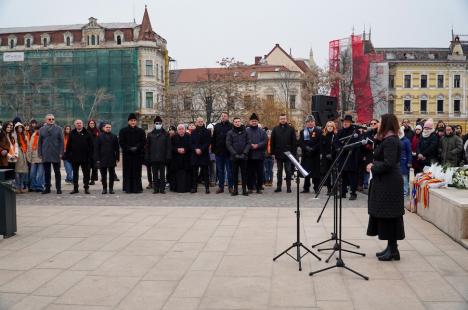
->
xmin=254 ymin=56 xmax=262 ymax=65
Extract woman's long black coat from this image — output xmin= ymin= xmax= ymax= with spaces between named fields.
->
xmin=320 ymin=132 xmax=335 ymax=175
xmin=368 ymin=135 xmax=404 ymax=218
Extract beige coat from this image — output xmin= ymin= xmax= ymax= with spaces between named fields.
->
xmin=27 ymin=131 xmax=42 ymax=164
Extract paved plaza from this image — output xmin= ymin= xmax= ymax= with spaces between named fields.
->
xmin=0 ymin=174 xmax=467 ymax=310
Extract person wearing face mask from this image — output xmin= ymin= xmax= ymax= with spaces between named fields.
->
xmin=146 ymin=116 xmax=171 ymax=194
xmin=119 ymin=113 xmax=146 ymax=193
xmin=299 ymin=115 xmax=321 ymax=194
xmin=320 ymin=121 xmax=337 ymax=195
xmin=169 ymin=124 xmax=192 ymax=193
xmin=190 ymin=117 xmax=211 ymax=194
xmin=416 ymin=119 xmax=438 ymax=169
xmin=439 ymin=125 xmax=463 ymax=167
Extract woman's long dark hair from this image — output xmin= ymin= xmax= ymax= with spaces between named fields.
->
xmin=377 ymin=114 xmax=399 ymax=139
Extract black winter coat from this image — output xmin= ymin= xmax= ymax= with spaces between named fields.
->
xmin=320 ymin=132 xmax=336 ymax=175
xmin=65 ymin=128 xmax=94 ymax=164
xmin=171 ymin=134 xmax=191 ymax=170
xmin=226 ymin=126 xmax=251 ymax=160
xmin=368 ymin=135 xmax=404 ymax=218
xmin=95 ymin=132 xmax=120 ymax=168
xmin=299 ymin=127 xmax=321 ymax=178
xmin=190 ymin=126 xmax=211 ymax=166
xmin=271 ymin=124 xmax=296 ymax=159
xmin=246 ymin=126 xmax=267 ymax=160
xmin=416 ymin=132 xmax=438 ymax=167
xmin=211 ymin=121 xmax=232 ymax=156
xmin=334 ymin=126 xmax=361 ymax=172
xmin=146 ymin=128 xmax=171 ymax=163
xmin=119 ymin=126 xmax=146 ymax=161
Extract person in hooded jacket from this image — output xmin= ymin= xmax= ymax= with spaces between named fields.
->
xmin=246 ymin=113 xmax=267 ymax=194
xmin=95 ymin=122 xmax=119 ymax=194
xmin=226 ymin=117 xmax=251 ymax=196
xmin=146 ymin=116 xmax=172 ymax=194
xmin=65 ymin=119 xmax=94 ymax=194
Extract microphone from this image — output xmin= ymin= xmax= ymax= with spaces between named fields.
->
xmin=338 ymin=133 xmax=359 ymax=141
xmin=342 ymin=138 xmax=371 ymax=149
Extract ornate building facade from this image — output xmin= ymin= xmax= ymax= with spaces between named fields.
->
xmin=0 ymin=7 xmax=168 ymax=129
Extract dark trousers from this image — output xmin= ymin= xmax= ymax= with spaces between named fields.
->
xmin=43 ymin=162 xmax=61 ymax=190
xmin=151 ymin=162 xmax=166 ymax=190
xmin=276 ymin=158 xmax=292 ymax=189
xmin=90 ymin=167 xmax=99 ymax=181
xmin=192 ymin=165 xmax=209 ymax=190
xmin=342 ymin=170 xmax=357 ymax=195
xmin=304 ymin=176 xmax=320 ymax=192
xmin=100 ymin=167 xmax=116 ymax=190
xmin=72 ymin=162 xmax=90 ymax=190
xmin=146 ymin=163 xmax=153 ymax=184
xmin=232 ymin=159 xmax=247 ymax=192
xmin=247 ymin=159 xmax=264 ymax=190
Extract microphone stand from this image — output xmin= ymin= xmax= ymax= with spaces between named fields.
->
xmin=309 ymin=147 xmax=369 ymax=280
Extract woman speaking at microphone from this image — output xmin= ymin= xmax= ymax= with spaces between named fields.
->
xmin=366 ymin=113 xmax=405 ymax=261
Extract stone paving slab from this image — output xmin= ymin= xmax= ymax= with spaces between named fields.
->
xmin=0 ymin=187 xmax=467 ymax=309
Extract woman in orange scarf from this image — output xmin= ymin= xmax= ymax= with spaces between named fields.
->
xmin=62 ymin=125 xmax=73 ymax=184
xmin=14 ymin=123 xmax=29 ymax=193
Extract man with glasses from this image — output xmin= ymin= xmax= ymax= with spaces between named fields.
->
xmin=38 ymin=114 xmax=64 ymax=194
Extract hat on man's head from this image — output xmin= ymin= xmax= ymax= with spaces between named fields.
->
xmin=154 ymin=115 xmax=163 ymax=123
xmin=342 ymin=115 xmax=354 ymax=123
xmin=305 ymin=115 xmax=315 ymax=122
xmin=249 ymin=113 xmax=259 ymax=121
xmin=128 ymin=113 xmax=138 ymax=121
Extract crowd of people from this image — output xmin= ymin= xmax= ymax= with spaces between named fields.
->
xmin=0 ymin=112 xmax=467 ymax=199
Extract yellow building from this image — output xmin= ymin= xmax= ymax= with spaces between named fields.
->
xmin=376 ymin=34 xmax=468 ymax=131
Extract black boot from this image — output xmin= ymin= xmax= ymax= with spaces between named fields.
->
xmin=376 ymin=245 xmax=389 ymax=257
xmin=160 ymin=181 xmax=166 ymax=194
xmin=109 ymin=187 xmax=115 ymax=194
xmin=153 ymin=182 xmax=159 ymax=194
xmin=378 ymin=241 xmax=400 ymax=261
xmin=102 ymin=188 xmax=107 ymax=195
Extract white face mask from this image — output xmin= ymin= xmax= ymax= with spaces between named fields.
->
xmin=155 ymin=124 xmax=162 ymax=130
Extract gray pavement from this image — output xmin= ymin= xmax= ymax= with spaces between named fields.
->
xmin=0 ymin=169 xmax=467 ymax=309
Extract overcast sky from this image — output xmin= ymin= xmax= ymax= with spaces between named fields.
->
xmin=1 ymin=0 xmax=467 ymax=68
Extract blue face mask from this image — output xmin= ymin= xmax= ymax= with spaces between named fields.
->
xmin=155 ymin=124 xmax=162 ymax=130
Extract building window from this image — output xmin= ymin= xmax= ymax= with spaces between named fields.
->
xmin=43 ymin=37 xmax=48 ymax=47
xmin=404 ymin=99 xmax=411 ymax=113
xmin=26 ymin=38 xmax=31 ymax=48
xmin=156 ymin=64 xmax=159 ymax=80
xmin=420 ymin=99 xmax=427 ymax=113
xmin=454 ymin=99 xmax=461 ymax=114
xmin=66 ymin=37 xmax=71 ymax=46
xmin=9 ymin=39 xmax=15 ymax=49
xmin=420 ymin=74 xmax=427 ymax=88
xmin=404 ymin=75 xmax=411 ymax=88
xmin=183 ymin=96 xmax=192 ymax=110
xmin=454 ymin=75 xmax=461 ymax=88
xmin=388 ymin=99 xmax=395 ymax=114
xmin=437 ymin=99 xmax=444 ymax=113
xmin=91 ymin=35 xmax=96 ymax=45
xmin=289 ymin=95 xmax=296 ymax=109
xmin=266 ymin=94 xmax=274 ymax=104
xmin=160 ymin=65 xmax=164 ymax=81
xmin=437 ymin=75 xmax=444 ymax=88
xmin=389 ymin=75 xmax=394 ymax=89
xmin=116 ymin=35 xmax=122 ymax=45
xmin=145 ymin=60 xmax=153 ymax=76
xmin=145 ymin=92 xmax=153 ymax=109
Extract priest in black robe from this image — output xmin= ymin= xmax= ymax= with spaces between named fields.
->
xmin=169 ymin=124 xmax=192 ymax=193
xmin=119 ymin=113 xmax=146 ymax=193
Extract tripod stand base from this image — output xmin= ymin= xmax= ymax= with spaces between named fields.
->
xmin=273 ymin=242 xmax=321 ymax=271
xmin=309 ymin=258 xmax=369 ymax=280
xmin=318 ymin=242 xmax=366 ymax=263
xmin=313 ymin=233 xmax=360 ymax=249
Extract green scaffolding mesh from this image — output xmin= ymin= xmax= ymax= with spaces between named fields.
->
xmin=0 ymin=48 xmax=138 ymax=130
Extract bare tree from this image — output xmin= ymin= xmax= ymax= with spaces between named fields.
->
xmin=71 ymin=82 xmax=114 ymax=121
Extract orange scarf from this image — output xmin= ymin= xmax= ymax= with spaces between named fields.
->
xmin=18 ymin=134 xmax=28 ymax=154
xmin=31 ymin=132 xmax=39 ymax=151
xmin=64 ymin=135 xmax=69 ymax=151
xmin=267 ymin=138 xmax=271 ymax=155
